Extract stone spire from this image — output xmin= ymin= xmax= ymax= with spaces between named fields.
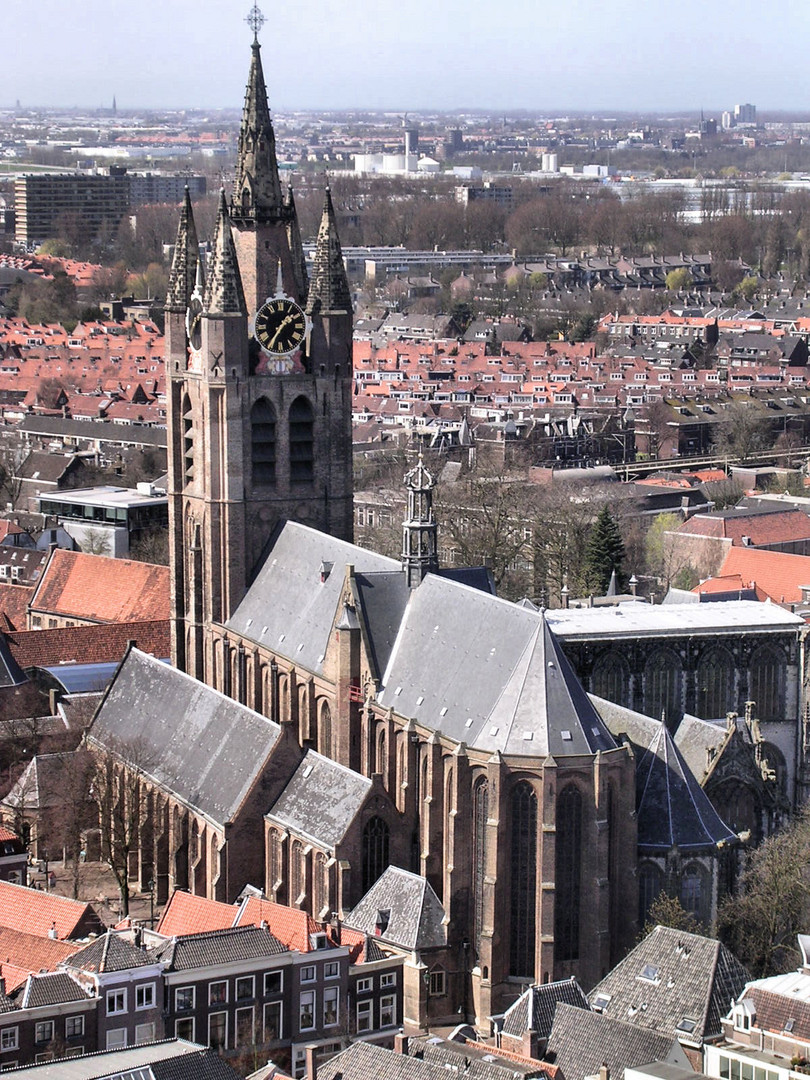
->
xmin=285 ymin=184 xmax=309 ymax=303
xmin=306 ymin=187 xmax=352 ymax=315
xmin=205 ymin=190 xmax=246 ymax=315
xmin=402 ymin=451 xmax=439 ymax=588
xmin=165 ymin=188 xmax=199 ymax=312
xmin=231 ymin=38 xmax=284 ymax=223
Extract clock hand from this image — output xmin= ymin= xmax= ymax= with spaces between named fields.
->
xmin=269 ymin=314 xmax=295 ymax=348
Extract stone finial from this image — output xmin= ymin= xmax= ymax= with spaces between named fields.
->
xmin=165 ymin=187 xmax=199 ymax=312
xmin=204 ymin=190 xmax=246 ymax=316
xmin=306 ymin=187 xmax=352 ymax=316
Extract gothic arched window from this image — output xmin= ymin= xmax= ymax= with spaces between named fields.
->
xmin=697 ymin=647 xmax=735 ymax=720
xmin=555 ymin=784 xmax=582 ymax=964
xmin=638 ymin=862 xmax=663 ymax=927
xmin=750 ymin=645 xmax=785 ymax=721
xmin=591 ymin=651 xmax=630 ymax=707
xmin=291 ymin=839 xmax=303 ymax=904
xmin=473 ymin=779 xmax=489 ymax=958
xmin=289 ymin=396 xmax=314 ymax=481
xmin=362 ymin=816 xmax=389 ymax=893
xmin=251 ymin=398 xmax=276 ymax=485
xmin=681 ymin=862 xmax=709 ymax=926
xmin=644 ymin=649 xmax=683 ymax=727
xmin=319 ymin=700 xmax=332 ymax=757
xmin=510 ymin=781 xmax=537 ymax=979
xmin=182 ymin=394 xmax=194 ymax=486
xmin=314 ymin=852 xmax=328 ymax=918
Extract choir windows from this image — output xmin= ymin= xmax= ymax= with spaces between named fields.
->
xmin=555 ymin=785 xmax=582 ymax=964
xmin=510 ymin=781 xmax=537 ymax=978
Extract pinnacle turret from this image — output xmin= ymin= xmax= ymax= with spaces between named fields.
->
xmin=285 ymin=185 xmax=309 ymax=302
xmin=306 ymin=187 xmax=352 ymax=316
xmin=231 ymin=39 xmax=284 ymax=223
xmin=165 ymin=188 xmax=199 ymax=312
xmin=205 ymin=190 xmax=246 ymax=315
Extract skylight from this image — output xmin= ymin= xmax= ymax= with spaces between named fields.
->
xmin=638 ymin=963 xmax=661 ymax=983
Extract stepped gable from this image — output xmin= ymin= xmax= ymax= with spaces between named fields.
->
xmin=0 ymin=879 xmax=104 ymax=940
xmin=636 ymin=720 xmax=738 ymax=852
xmin=30 ymin=550 xmax=169 ymax=624
xmin=545 ymin=1002 xmax=686 ymax=1080
xmin=266 ymin=750 xmax=372 ymax=849
xmin=346 ymin=866 xmax=446 ymax=952
xmin=588 ymin=924 xmax=751 ymax=1043
xmin=88 ymin=648 xmax=280 ymax=827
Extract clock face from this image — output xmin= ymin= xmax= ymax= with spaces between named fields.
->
xmin=254 ymin=297 xmax=307 ymax=356
xmin=186 ymin=296 xmax=203 ymax=352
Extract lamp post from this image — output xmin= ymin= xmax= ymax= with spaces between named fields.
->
xmin=148 ymin=877 xmax=155 ymax=927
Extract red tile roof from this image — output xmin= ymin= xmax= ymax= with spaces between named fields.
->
xmin=235 ymin=897 xmax=320 ymax=953
xmin=0 ymin=827 xmax=19 ymax=843
xmin=715 ymin=546 xmax=810 ymax=604
xmin=0 ymin=584 xmax=34 ymax=631
xmin=30 ymin=550 xmax=170 ymax=624
xmin=0 ymin=926 xmax=78 ymax=986
xmin=156 ymin=890 xmax=235 ymax=937
xmin=678 ymin=509 xmax=810 ymax=547
xmin=0 ymin=880 xmax=104 ymax=940
xmin=6 ymin=619 xmax=170 ymax=669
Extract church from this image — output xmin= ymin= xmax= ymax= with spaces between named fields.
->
xmin=84 ymin=18 xmax=792 ymax=1033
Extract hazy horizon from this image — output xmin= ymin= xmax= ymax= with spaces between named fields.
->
xmin=4 ymin=0 xmax=810 ymax=115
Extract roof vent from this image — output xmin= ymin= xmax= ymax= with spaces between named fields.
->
xmin=561 ymin=730 xmax=572 ymax=741
xmin=320 ymin=560 xmax=333 ymax=583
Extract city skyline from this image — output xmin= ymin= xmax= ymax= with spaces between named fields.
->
xmin=4 ymin=0 xmax=810 ymax=114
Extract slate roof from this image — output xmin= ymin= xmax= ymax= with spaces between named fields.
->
xmin=588 ymin=925 xmax=751 ymax=1042
xmin=636 ymin=721 xmax=737 ymax=852
xmin=88 ymin=648 xmax=281 ymax=827
xmin=8 ymin=1040 xmax=242 ymax=1080
xmin=501 ymin=977 xmax=590 ymax=1040
xmin=379 ymin=581 xmax=616 ymax=757
xmin=547 ymin=600 xmax=804 ymax=639
xmin=0 ymin=879 xmax=104 ymax=940
xmin=265 ymin=749 xmax=371 ymax=849
xmin=346 ymin=866 xmax=446 ymax=951
xmin=0 ymin=632 xmax=26 ymax=686
xmin=318 ymin=1041 xmax=455 ymax=1080
xmin=65 ymin=931 xmax=155 ymax=973
xmin=30 ymin=549 xmax=170 ymax=624
xmin=13 ymin=970 xmax=89 ymax=1009
xmin=673 ymin=715 xmax=728 ymax=785
xmin=545 ymin=1002 xmax=684 ymax=1080
xmin=154 ymin=925 xmax=286 ymax=970
xmin=3 ymin=751 xmax=88 ymax=813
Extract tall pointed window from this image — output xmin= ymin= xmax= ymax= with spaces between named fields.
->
xmin=362 ymin=817 xmax=389 ymax=893
xmin=473 ymin=779 xmax=489 ymax=959
xmin=510 ymin=782 xmax=537 ymax=978
xmin=289 ymin=396 xmax=314 ymax=481
xmin=555 ymin=785 xmax=582 ymax=963
xmin=750 ymin=646 xmax=784 ymax=721
xmin=251 ymin=398 xmax=276 ymax=485
xmin=697 ymin=647 xmax=735 ymax=720
xmin=591 ymin=651 xmax=629 ymax=707
xmin=644 ymin=649 xmax=683 ymax=727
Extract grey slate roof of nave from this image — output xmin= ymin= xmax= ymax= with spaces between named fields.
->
xmin=545 ymin=1002 xmax=684 ymax=1080
xmin=317 ymin=1041 xmax=453 ymax=1080
xmin=587 ymin=925 xmax=751 ymax=1041
xmin=265 ymin=749 xmax=371 ymax=849
xmin=501 ymin=977 xmax=591 ymax=1040
xmin=88 ymin=648 xmax=280 ymax=828
xmin=346 ymin=866 xmax=446 ymax=951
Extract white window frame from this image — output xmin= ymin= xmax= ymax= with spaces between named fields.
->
xmin=323 ymin=986 xmax=339 ymax=1027
xmin=380 ymin=993 xmax=396 ymax=1027
xmin=174 ymin=1017 xmax=195 ymax=1042
xmin=208 ymin=1011 xmax=227 ymax=1051
xmin=65 ymin=1016 xmax=84 ymax=1039
xmin=324 ymin=961 xmax=339 ymax=979
xmin=264 ymin=970 xmax=283 ymax=995
xmin=106 ymin=989 xmax=127 ymax=1016
xmin=300 ymin=965 xmax=316 ymax=984
xmin=35 ymin=1021 xmax=54 ymax=1045
xmin=0 ymin=1029 xmax=18 ymax=1052
xmin=235 ymin=975 xmax=255 ymax=1001
xmin=356 ymin=977 xmax=372 ymax=993
xmin=263 ymin=1000 xmax=283 ymax=1042
xmin=135 ymin=1022 xmax=155 ymax=1045
xmin=356 ymin=999 xmax=372 ymax=1032
xmin=208 ymin=980 xmax=228 ymax=1006
xmin=135 ymin=983 xmax=155 ymax=1011
xmin=175 ymin=986 xmax=195 ymax=1011
xmin=299 ymin=990 xmax=315 ymax=1032
xmin=380 ymin=972 xmax=396 ymax=988
xmin=105 ymin=1029 xmax=127 ymax=1051
xmin=235 ymin=1006 xmax=254 ymax=1046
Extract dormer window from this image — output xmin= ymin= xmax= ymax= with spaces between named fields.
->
xmin=732 ymin=999 xmax=756 ymax=1032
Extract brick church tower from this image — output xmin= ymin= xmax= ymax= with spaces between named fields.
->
xmin=165 ymin=16 xmax=354 ymax=680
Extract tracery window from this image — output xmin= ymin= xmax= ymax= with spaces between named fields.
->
xmin=289 ymin=396 xmax=314 ymax=481
xmin=750 ymin=646 xmax=785 ymax=721
xmin=314 ymin=852 xmax=328 ymax=917
xmin=319 ymin=701 xmax=332 ymax=756
xmin=697 ymin=647 xmax=735 ymax=720
xmin=510 ymin=781 xmax=537 ymax=978
xmin=473 ymin=779 xmax=489 ymax=958
xmin=680 ymin=862 xmax=709 ymax=926
xmin=638 ymin=862 xmax=663 ymax=927
xmin=362 ymin=816 xmax=389 ymax=893
xmin=555 ymin=784 xmax=582 ymax=964
xmin=290 ymin=840 xmax=303 ymax=904
xmin=591 ymin=651 xmax=630 ymax=707
xmin=644 ymin=649 xmax=683 ymax=727
xmin=251 ymin=398 xmax=276 ymax=485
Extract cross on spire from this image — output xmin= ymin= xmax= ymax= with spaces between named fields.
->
xmin=245 ymin=3 xmax=266 ymax=41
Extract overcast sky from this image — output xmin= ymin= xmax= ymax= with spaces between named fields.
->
xmin=3 ymin=0 xmax=809 ymax=115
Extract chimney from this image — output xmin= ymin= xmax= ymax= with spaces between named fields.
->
xmin=305 ymin=1045 xmax=318 ymax=1080
xmin=48 ymin=922 xmax=57 ymax=940
xmin=394 ymin=1032 xmax=410 ymax=1055
xmin=599 ymin=1066 xmax=610 ymax=1080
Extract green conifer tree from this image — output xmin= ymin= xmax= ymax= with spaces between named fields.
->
xmin=583 ymin=505 xmax=625 ymax=595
